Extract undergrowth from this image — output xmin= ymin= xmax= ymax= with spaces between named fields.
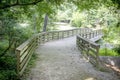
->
xmin=99 ymin=48 xmax=120 ymax=56
xmin=21 ymin=53 xmax=38 ymax=80
xmin=0 ymin=56 xmax=18 ymax=80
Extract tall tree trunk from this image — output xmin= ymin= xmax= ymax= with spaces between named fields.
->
xmin=43 ymin=13 xmax=48 ymax=32
xmin=33 ymin=14 xmax=37 ymax=33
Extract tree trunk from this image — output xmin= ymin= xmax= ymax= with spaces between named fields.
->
xmin=43 ymin=14 xmax=48 ymax=32
xmin=33 ymin=15 xmax=37 ymax=33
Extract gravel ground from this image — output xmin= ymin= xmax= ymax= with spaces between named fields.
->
xmin=26 ymin=36 xmax=119 ymax=80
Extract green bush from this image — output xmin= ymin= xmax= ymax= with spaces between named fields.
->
xmin=0 ymin=70 xmax=17 ymax=80
xmin=0 ymin=40 xmax=9 ymax=53
xmin=113 ymin=45 xmax=120 ymax=55
xmin=71 ymin=11 xmax=86 ymax=27
xmin=99 ymin=48 xmax=120 ymax=56
xmin=0 ymin=56 xmax=18 ymax=80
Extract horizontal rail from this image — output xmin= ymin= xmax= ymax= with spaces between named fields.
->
xmin=80 ymin=29 xmax=103 ymax=42
xmin=76 ymin=33 xmax=101 ymax=66
xmin=37 ymin=28 xmax=93 ymax=44
xmin=16 ymin=35 xmax=38 ymax=76
xmin=16 ymin=27 xmax=93 ymax=76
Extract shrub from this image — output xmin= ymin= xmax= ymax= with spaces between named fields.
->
xmin=0 ymin=56 xmax=18 ymax=80
xmin=99 ymin=48 xmax=119 ymax=56
xmin=0 ymin=70 xmax=18 ymax=80
xmin=71 ymin=11 xmax=86 ymax=27
xmin=113 ymin=45 xmax=120 ymax=55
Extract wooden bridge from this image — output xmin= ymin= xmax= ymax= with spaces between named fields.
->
xmin=16 ymin=28 xmax=104 ymax=78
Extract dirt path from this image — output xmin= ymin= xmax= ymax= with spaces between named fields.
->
xmin=26 ymin=36 xmax=119 ymax=80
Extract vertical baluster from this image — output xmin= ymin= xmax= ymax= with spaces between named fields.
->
xmin=80 ymin=28 xmax=82 ymax=34
xmin=82 ymin=34 xmax=84 ymax=38
xmin=39 ymin=35 xmax=41 ymax=44
xmin=62 ymin=31 xmax=64 ymax=38
xmin=96 ymin=45 xmax=100 ymax=68
xmin=89 ymin=33 xmax=91 ymax=39
xmin=36 ymin=35 xmax=39 ymax=46
xmin=95 ymin=30 xmax=97 ymax=36
xmin=52 ymin=32 xmax=53 ymax=40
xmin=16 ymin=50 xmax=20 ymax=77
xmin=45 ymin=32 xmax=47 ymax=42
xmin=57 ymin=32 xmax=59 ymax=39
xmin=47 ymin=32 xmax=49 ymax=41
xmin=93 ymin=32 xmax=95 ymax=38
xmin=85 ymin=33 xmax=87 ymax=38
xmin=37 ymin=34 xmax=40 ymax=44
xmin=92 ymin=32 xmax=94 ymax=38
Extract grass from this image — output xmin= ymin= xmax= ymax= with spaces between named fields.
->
xmin=99 ymin=48 xmax=120 ymax=56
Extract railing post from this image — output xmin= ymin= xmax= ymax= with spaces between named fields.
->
xmin=52 ymin=32 xmax=54 ymax=40
xmin=43 ymin=33 xmax=45 ymax=43
xmin=96 ymin=45 xmax=100 ymax=68
xmin=16 ymin=49 xmax=20 ymax=77
xmin=82 ymin=34 xmax=84 ymax=37
xmin=57 ymin=32 xmax=59 ymax=39
xmin=96 ymin=30 xmax=98 ymax=36
xmin=89 ymin=33 xmax=91 ymax=39
xmin=85 ymin=33 xmax=87 ymax=38
xmin=72 ymin=30 xmax=74 ymax=36
xmin=47 ymin=33 xmax=49 ymax=41
xmin=95 ymin=30 xmax=97 ymax=36
xmin=38 ymin=34 xmax=40 ymax=44
xmin=35 ymin=35 xmax=38 ymax=47
xmin=62 ymin=31 xmax=64 ymax=38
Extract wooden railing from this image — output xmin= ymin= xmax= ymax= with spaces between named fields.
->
xmin=37 ymin=28 xmax=93 ymax=44
xmin=16 ymin=28 xmax=93 ymax=76
xmin=76 ymin=29 xmax=103 ymax=66
xmin=80 ymin=29 xmax=103 ymax=41
xmin=16 ymin=35 xmax=38 ymax=76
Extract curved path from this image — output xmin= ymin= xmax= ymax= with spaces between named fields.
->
xmin=26 ymin=36 xmax=119 ymax=80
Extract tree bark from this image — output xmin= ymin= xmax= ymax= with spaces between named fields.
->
xmin=43 ymin=14 xmax=48 ymax=32
xmin=0 ymin=0 xmax=43 ymax=9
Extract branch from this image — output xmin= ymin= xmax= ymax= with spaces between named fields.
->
xmin=0 ymin=40 xmax=14 ymax=57
xmin=0 ymin=0 xmax=43 ymax=9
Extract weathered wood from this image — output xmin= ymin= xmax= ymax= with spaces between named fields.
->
xmin=16 ymin=28 xmax=99 ymax=76
xmin=76 ymin=32 xmax=101 ymax=66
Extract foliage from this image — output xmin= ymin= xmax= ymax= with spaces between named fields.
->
xmin=71 ymin=0 xmax=120 ymax=10
xmin=21 ymin=53 xmax=38 ymax=80
xmin=71 ymin=11 xmax=87 ymax=27
xmin=113 ymin=45 xmax=120 ymax=55
xmin=0 ymin=0 xmax=120 ymax=79
xmin=103 ymin=26 xmax=120 ymax=44
xmin=0 ymin=56 xmax=18 ymax=80
xmin=99 ymin=48 xmax=120 ymax=56
xmin=55 ymin=3 xmax=77 ymax=21
xmin=70 ymin=5 xmax=119 ymax=28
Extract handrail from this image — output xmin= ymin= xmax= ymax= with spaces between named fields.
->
xmin=76 ymin=29 xmax=103 ymax=66
xmin=80 ymin=29 xmax=103 ymax=40
xmin=16 ymin=28 xmax=93 ymax=76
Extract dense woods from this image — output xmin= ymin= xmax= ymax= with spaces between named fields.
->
xmin=0 ymin=0 xmax=120 ymax=80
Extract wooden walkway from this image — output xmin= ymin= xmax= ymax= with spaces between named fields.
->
xmin=15 ymin=28 xmax=120 ymax=80
xmin=25 ymin=36 xmax=119 ymax=80
xmin=16 ymin=28 xmax=104 ymax=77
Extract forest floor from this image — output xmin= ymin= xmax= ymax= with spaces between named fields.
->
xmin=25 ymin=36 xmax=119 ymax=80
